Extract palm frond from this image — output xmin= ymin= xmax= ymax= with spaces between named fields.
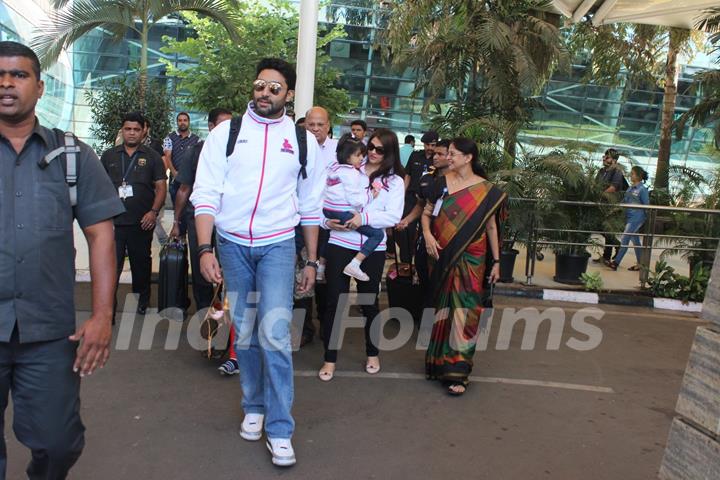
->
xmin=148 ymin=0 xmax=240 ymax=41
xmin=31 ymin=0 xmax=138 ymax=68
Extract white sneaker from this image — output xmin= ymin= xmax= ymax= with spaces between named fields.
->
xmin=239 ymin=413 xmax=264 ymax=441
xmin=266 ymin=438 xmax=296 ymax=467
xmin=343 ymin=262 xmax=370 ymax=282
xmin=316 ymin=263 xmax=326 ymax=282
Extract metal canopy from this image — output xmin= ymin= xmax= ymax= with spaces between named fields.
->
xmin=552 ymin=0 xmax=717 ymax=29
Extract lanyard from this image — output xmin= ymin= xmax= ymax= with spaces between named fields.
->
xmin=121 ymin=151 xmax=138 ymax=185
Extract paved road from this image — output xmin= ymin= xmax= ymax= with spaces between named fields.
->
xmin=5 ymin=289 xmax=702 ymax=479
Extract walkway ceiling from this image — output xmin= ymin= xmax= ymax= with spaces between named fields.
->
xmin=552 ymin=0 xmax=718 ymax=29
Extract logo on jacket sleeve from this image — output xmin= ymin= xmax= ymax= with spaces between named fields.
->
xmin=281 ymin=139 xmax=295 ymax=155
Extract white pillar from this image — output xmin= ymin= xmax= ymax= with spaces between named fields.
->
xmin=295 ymin=0 xmax=319 ymax=118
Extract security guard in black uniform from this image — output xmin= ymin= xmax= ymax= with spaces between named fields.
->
xmin=100 ymin=112 xmax=167 ymax=315
xmin=395 ymin=130 xmax=438 ymax=263
xmin=0 ymin=42 xmax=124 ymax=479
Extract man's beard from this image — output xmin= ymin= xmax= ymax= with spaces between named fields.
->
xmin=178 ymin=125 xmax=189 ymax=132
xmin=124 ymin=139 xmax=140 ymax=147
xmin=253 ymin=97 xmax=285 ymax=118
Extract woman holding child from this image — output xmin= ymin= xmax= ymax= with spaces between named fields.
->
xmin=318 ymin=129 xmax=405 ymax=381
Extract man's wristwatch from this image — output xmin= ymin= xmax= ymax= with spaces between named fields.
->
xmin=305 ymin=260 xmax=320 ymax=269
xmin=151 ymin=208 xmax=160 ymax=215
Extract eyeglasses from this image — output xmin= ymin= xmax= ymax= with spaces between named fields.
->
xmin=253 ymin=79 xmax=283 ymax=95
xmin=367 ymin=143 xmax=385 ymax=155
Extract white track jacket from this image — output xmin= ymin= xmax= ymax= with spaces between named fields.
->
xmin=191 ymin=104 xmax=324 ymax=247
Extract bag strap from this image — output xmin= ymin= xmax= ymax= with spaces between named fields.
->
xmin=63 ymin=132 xmax=78 ymax=206
xmin=225 ymin=116 xmax=307 ymax=180
xmin=225 ymin=116 xmax=243 ymax=158
xmin=295 ymin=125 xmax=307 ymax=179
xmin=40 ymin=129 xmax=81 ymax=207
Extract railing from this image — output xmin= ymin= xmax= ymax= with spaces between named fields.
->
xmin=510 ymin=199 xmax=720 ymax=286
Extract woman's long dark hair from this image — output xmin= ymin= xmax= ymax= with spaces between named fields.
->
xmin=451 ymin=137 xmax=487 ymax=179
xmin=366 ymin=128 xmax=405 ymax=187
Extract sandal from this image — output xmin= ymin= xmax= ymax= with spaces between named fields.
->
xmin=365 ymin=357 xmax=380 ymax=375
xmin=628 ymin=264 xmax=640 ymax=271
xmin=318 ymin=363 xmax=335 ymax=382
xmin=607 ymin=261 xmax=618 ymax=271
xmin=447 ymin=382 xmax=468 ymax=396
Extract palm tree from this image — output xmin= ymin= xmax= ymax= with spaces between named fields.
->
xmin=31 ymin=0 xmax=240 ymax=106
xmin=383 ymin=0 xmax=567 ymax=161
xmin=675 ymin=7 xmax=720 ymax=149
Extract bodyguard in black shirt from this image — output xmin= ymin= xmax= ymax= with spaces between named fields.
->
xmin=101 ymin=112 xmax=167 ymax=314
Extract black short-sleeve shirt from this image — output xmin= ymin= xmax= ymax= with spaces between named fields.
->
xmin=100 ymin=145 xmax=167 ymax=226
xmin=406 ymin=150 xmax=434 ymax=195
xmin=0 ymin=122 xmax=125 ymax=343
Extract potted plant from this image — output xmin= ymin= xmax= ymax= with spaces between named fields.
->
xmin=660 ymin=166 xmax=720 ymax=273
xmin=543 ymin=146 xmax=622 ymax=285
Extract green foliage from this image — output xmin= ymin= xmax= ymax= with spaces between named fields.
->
xmin=85 ymin=76 xmax=173 ymax=152
xmin=647 ymin=260 xmax=710 ymax=303
xmin=674 ymin=8 xmax=720 ymax=148
xmin=32 ymin=0 xmax=240 ymax=69
xmin=494 ymin=146 xmax=611 ymax=256
xmin=382 ymin=0 xmax=568 ymax=158
xmin=580 ymin=272 xmax=604 ymax=293
xmin=161 ymin=1 xmax=351 ymax=122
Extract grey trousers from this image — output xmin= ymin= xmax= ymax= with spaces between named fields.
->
xmin=0 ymin=328 xmax=85 ymax=480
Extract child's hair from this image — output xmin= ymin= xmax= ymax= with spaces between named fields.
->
xmin=335 ymin=133 xmax=367 ymax=165
xmin=631 ymin=165 xmax=649 ymax=183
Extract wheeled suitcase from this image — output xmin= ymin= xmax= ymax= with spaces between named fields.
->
xmin=158 ymin=239 xmax=189 ymax=314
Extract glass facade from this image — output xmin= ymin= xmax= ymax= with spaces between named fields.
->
xmin=2 ymin=0 xmax=718 ymax=178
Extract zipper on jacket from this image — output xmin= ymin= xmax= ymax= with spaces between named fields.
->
xmin=248 ymin=124 xmax=269 ymax=244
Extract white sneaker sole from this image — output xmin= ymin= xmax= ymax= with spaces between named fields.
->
xmin=342 ymin=266 xmax=369 ymax=282
xmin=239 ymin=429 xmax=262 ymax=441
xmin=266 ymin=441 xmax=296 ymax=467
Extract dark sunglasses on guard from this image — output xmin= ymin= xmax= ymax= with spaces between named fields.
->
xmin=253 ymin=79 xmax=283 ymax=95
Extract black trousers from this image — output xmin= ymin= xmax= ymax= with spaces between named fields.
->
xmin=185 ymin=211 xmax=214 ymax=311
xmin=602 ymin=234 xmax=621 ymax=261
xmin=322 ymin=244 xmax=385 ymax=363
xmin=0 ymin=328 xmax=84 ymax=479
xmin=115 ymin=224 xmax=153 ymax=308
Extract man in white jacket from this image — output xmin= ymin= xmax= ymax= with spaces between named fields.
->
xmin=191 ymin=58 xmax=324 ymax=467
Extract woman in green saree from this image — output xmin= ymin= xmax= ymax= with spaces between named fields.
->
xmin=421 ymin=138 xmax=507 ymax=396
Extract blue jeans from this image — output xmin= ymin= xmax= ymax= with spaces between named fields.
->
xmin=217 ymin=236 xmax=296 ymax=439
xmin=614 ymin=219 xmax=645 ymax=266
xmin=322 ymin=209 xmax=384 ymax=258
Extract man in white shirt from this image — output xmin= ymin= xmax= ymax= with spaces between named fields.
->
xmin=191 ymin=58 xmax=324 ymax=468
xmin=305 ymin=107 xmax=337 ymax=169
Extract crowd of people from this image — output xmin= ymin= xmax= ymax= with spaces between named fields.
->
xmin=0 ymin=39 xmax=653 ymax=475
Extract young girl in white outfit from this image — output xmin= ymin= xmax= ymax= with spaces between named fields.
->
xmin=321 ymin=134 xmax=384 ymax=281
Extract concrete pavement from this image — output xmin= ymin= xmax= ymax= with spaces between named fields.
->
xmin=3 ymin=287 xmax=702 ymax=479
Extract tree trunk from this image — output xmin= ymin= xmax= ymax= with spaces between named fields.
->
xmin=138 ymin=22 xmax=149 ymax=110
xmin=654 ymin=28 xmax=689 ymax=196
xmin=504 ymin=122 xmax=518 ymax=165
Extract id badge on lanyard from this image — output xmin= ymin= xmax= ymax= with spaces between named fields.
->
xmin=119 ymin=152 xmax=137 ymax=200
xmin=432 ymin=187 xmax=448 ymax=217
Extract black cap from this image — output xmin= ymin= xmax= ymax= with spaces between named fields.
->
xmin=420 ymin=131 xmax=439 ymax=144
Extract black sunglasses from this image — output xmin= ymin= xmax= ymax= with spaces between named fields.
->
xmin=253 ymin=79 xmax=283 ymax=96
xmin=367 ymin=143 xmax=385 ymax=155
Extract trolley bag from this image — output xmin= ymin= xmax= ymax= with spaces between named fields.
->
xmin=385 ymin=235 xmax=422 ymax=323
xmin=158 ymin=239 xmax=189 ymax=314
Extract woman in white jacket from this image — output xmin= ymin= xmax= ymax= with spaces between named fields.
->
xmin=318 ymin=128 xmax=406 ymax=381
